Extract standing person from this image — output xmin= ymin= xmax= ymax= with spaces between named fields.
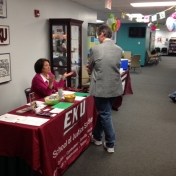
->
xmin=30 ymin=58 xmax=74 ymax=101
xmin=86 ymin=24 xmax=123 ymax=153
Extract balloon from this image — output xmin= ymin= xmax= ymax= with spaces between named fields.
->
xmin=116 ymin=18 xmax=121 ymax=31
xmin=111 ymin=23 xmax=116 ymax=32
xmin=148 ymin=22 xmax=153 ymax=27
xmin=108 ymin=13 xmax=115 ymax=19
xmin=166 ymin=17 xmax=175 ymax=31
xmin=107 ymin=18 xmax=114 ymax=26
xmin=155 ymin=24 xmax=159 ymax=28
xmin=170 ymin=12 xmax=176 ymax=19
xmin=107 ymin=13 xmax=118 ymax=32
xmin=150 ymin=25 xmax=156 ymax=31
xmin=107 ymin=13 xmax=115 ymax=26
xmin=106 ymin=14 xmax=121 ymax=32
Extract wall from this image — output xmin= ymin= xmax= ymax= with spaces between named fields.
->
xmin=0 ymin=0 xmax=97 ymax=115
xmin=117 ymin=23 xmax=175 ymax=65
xmin=117 ymin=23 xmax=149 ymax=66
xmin=155 ymin=24 xmax=176 ymax=54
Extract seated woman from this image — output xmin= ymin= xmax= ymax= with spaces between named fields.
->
xmin=30 ymin=58 xmax=74 ymax=101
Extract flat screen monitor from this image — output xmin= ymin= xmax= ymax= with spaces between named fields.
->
xmin=129 ymin=27 xmax=146 ymax=38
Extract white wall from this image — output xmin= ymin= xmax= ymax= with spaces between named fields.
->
xmin=155 ymin=24 xmax=176 ymax=53
xmin=0 ymin=0 xmax=97 ymax=115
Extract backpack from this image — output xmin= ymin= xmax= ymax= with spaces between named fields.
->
xmin=168 ymin=91 xmax=176 ymax=102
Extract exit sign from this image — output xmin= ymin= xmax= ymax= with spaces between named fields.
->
xmin=105 ymin=0 xmax=111 ymax=10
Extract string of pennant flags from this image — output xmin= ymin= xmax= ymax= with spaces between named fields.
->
xmin=107 ymin=5 xmax=176 ymax=32
xmin=114 ymin=5 xmax=176 ymax=23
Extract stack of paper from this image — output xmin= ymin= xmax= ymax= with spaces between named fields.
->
xmin=0 ymin=114 xmax=49 ymax=126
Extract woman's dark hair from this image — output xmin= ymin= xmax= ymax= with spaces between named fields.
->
xmin=34 ymin=58 xmax=50 ymax=73
xmin=98 ymin=24 xmax=112 ymax=38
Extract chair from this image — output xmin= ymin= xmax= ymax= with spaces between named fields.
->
xmin=123 ymin=51 xmax=132 ymax=66
xmin=71 ymin=65 xmax=80 ymax=88
xmin=129 ymin=54 xmax=141 ymax=72
xmin=147 ymin=51 xmax=158 ymax=65
xmin=161 ymin=47 xmax=167 ymax=55
xmin=155 ymin=47 xmax=162 ymax=61
xmin=155 ymin=47 xmax=161 ymax=53
xmin=123 ymin=51 xmax=132 ymax=59
xmin=82 ymin=65 xmax=91 ymax=89
xmin=24 ymin=88 xmax=31 ymax=102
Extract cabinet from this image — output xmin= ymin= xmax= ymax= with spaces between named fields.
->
xmin=49 ymin=18 xmax=83 ymax=87
xmin=168 ymin=37 xmax=176 ymax=56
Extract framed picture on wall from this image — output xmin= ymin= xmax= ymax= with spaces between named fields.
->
xmin=0 ymin=25 xmax=10 ymax=45
xmin=0 ymin=0 xmax=7 ymax=18
xmin=0 ymin=53 xmax=11 ymax=84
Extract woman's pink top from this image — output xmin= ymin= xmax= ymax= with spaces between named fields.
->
xmin=29 ymin=72 xmax=65 ymax=101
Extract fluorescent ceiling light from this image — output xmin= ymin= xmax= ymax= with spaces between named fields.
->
xmin=96 ymin=20 xmax=104 ymax=23
xmin=131 ymin=1 xmax=176 ymax=7
xmin=156 ymin=28 xmax=160 ymax=30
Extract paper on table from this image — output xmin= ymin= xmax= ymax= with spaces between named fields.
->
xmin=63 ymin=91 xmax=76 ymax=95
xmin=0 ymin=114 xmax=49 ymax=126
xmin=0 ymin=114 xmax=24 ymax=123
xmin=16 ymin=116 xmax=49 ymax=126
xmin=52 ymin=102 xmax=73 ymax=109
xmin=50 ymin=108 xmax=64 ymax=114
xmin=50 ymin=114 xmax=57 ymax=117
xmin=43 ymin=108 xmax=50 ymax=111
xmin=75 ymin=96 xmax=86 ymax=101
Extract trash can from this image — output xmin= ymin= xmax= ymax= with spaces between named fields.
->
xmin=120 ymin=59 xmax=128 ymax=70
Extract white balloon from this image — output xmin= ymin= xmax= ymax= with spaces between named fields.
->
xmin=148 ymin=22 xmax=153 ymax=27
xmin=166 ymin=17 xmax=175 ymax=31
xmin=173 ymin=21 xmax=176 ymax=31
xmin=106 ymin=18 xmax=114 ymax=25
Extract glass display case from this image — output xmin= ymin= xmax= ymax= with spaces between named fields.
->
xmin=49 ymin=18 xmax=83 ymax=87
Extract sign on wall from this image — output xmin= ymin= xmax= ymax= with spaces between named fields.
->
xmin=105 ymin=0 xmax=111 ymax=10
xmin=0 ymin=0 xmax=7 ymax=18
xmin=0 ymin=25 xmax=10 ymax=45
xmin=0 ymin=53 xmax=11 ymax=84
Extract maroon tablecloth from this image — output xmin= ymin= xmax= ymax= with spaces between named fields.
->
xmin=0 ymin=96 xmax=97 ymax=176
xmin=112 ymin=70 xmax=133 ymax=110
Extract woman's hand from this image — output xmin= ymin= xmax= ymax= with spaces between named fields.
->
xmin=86 ymin=65 xmax=91 ymax=72
xmin=48 ymin=75 xmax=55 ymax=89
xmin=62 ymin=72 xmax=74 ymax=80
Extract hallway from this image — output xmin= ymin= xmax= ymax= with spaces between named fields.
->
xmin=63 ymin=56 xmax=176 ymax=176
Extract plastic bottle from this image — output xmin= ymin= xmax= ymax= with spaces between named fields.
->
xmin=58 ymin=88 xmax=63 ymax=99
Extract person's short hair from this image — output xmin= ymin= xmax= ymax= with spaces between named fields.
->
xmin=98 ymin=24 xmax=112 ymax=38
xmin=34 ymin=58 xmax=50 ymax=73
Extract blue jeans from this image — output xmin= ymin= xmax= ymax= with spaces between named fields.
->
xmin=93 ymin=96 xmax=116 ymax=148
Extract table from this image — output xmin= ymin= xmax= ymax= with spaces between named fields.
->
xmin=112 ymin=70 xmax=133 ymax=110
xmin=0 ymin=95 xmax=97 ymax=176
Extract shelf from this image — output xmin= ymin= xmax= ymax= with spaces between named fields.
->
xmin=169 ymin=38 xmax=176 ymax=55
xmin=49 ymin=18 xmax=83 ymax=88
